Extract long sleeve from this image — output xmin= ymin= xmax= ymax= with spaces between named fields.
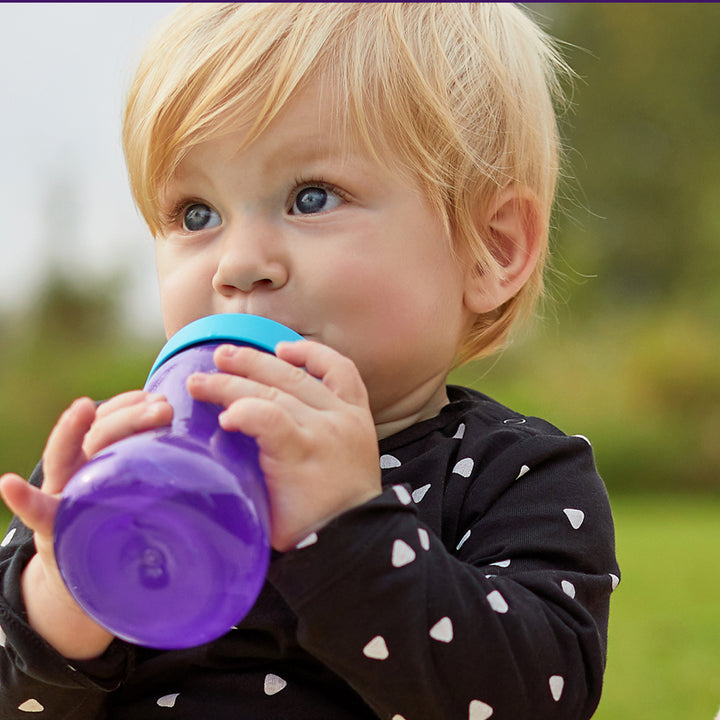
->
xmin=268 ymin=388 xmax=620 ymax=720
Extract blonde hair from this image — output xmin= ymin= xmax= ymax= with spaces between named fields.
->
xmin=123 ymin=2 xmax=571 ymax=362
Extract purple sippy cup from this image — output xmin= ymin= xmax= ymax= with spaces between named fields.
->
xmin=53 ymin=314 xmax=302 ymax=649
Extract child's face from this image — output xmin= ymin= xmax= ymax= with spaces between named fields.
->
xmin=156 ymin=80 xmax=476 ymax=421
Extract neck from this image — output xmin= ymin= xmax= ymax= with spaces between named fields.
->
xmin=373 ymin=378 xmax=450 ymax=440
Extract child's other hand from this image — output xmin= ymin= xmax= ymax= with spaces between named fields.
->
xmin=187 ymin=341 xmax=381 ymax=552
xmin=0 ymin=391 xmax=172 ymax=657
xmin=1 ymin=392 xmax=173 ymax=541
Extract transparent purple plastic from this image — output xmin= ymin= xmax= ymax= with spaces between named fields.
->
xmin=53 ymin=315 xmax=302 ymax=649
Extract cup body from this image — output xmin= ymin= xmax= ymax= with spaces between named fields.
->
xmin=54 ymin=315 xmax=300 ymax=649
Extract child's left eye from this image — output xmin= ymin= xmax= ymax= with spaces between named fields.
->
xmin=290 ymin=185 xmax=343 ymax=215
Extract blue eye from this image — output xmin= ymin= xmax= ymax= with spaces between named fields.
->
xmin=291 ymin=186 xmax=342 ymax=215
xmin=183 ymin=203 xmax=221 ymax=231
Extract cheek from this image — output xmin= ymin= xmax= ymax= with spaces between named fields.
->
xmin=367 ymin=259 xmax=469 ymax=369
xmin=316 ymin=252 xmax=408 ymax=318
xmin=326 ymin=254 xmax=462 ymax=352
xmin=155 ymin=247 xmax=215 ymax=336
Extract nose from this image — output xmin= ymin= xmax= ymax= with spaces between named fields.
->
xmin=212 ymin=220 xmax=289 ymax=296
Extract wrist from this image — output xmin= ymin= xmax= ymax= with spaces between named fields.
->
xmin=275 ymin=487 xmax=383 ymax=553
xmin=22 ymin=554 xmax=114 ymax=660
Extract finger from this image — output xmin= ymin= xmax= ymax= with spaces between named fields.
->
xmin=208 ymin=344 xmax=331 ymax=409
xmin=188 ymin=371 xmax=286 ymax=408
xmin=188 ymin=372 xmax=325 ymax=437
xmin=0 ymin=474 xmax=60 ymax=537
xmin=275 ymin=340 xmax=369 ymax=407
xmin=82 ymin=396 xmax=173 ymax=458
xmin=216 ymin=396 xmax=301 ymax=462
xmin=94 ymin=390 xmax=158 ymax=420
xmin=0 ymin=473 xmax=28 ymax=517
xmin=42 ymin=398 xmax=98 ymax=495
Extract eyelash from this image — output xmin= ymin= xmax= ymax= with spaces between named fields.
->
xmin=159 ymin=177 xmax=350 ymax=229
xmin=160 ymin=198 xmax=207 ymax=230
xmin=290 ymin=177 xmax=350 ymax=210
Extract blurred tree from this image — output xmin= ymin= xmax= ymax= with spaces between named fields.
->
xmin=532 ymin=3 xmax=720 ymax=318
xmin=28 ymin=274 xmax=121 ymax=344
xmin=0 ymin=273 xmax=153 ymax=479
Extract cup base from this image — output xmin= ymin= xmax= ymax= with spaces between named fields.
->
xmin=54 ymin=434 xmax=270 ymax=649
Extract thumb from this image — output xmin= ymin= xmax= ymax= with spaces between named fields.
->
xmin=0 ymin=473 xmax=60 ymax=538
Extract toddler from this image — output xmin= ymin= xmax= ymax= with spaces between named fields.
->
xmin=0 ymin=4 xmax=619 ymax=719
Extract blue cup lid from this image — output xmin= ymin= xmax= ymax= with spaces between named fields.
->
xmin=147 ymin=314 xmax=303 ymax=380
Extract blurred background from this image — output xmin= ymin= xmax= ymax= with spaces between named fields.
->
xmin=0 ymin=3 xmax=718 ymax=718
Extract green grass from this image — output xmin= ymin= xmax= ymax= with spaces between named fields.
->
xmin=593 ymin=495 xmax=720 ymax=719
xmin=2 ymin=495 xmax=718 ymax=718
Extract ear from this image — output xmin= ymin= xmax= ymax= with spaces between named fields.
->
xmin=462 ymin=185 xmax=543 ymax=315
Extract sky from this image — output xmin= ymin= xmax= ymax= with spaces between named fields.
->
xmin=0 ymin=3 xmax=181 ymax=337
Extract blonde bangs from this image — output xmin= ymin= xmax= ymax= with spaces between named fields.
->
xmin=124 ymin=3 xmax=356 ymax=234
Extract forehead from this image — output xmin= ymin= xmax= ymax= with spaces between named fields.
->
xmin=176 ymin=77 xmax=390 ymax=179
xmin=252 ymin=79 xmax=356 ymax=163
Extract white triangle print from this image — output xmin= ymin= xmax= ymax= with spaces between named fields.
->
xmin=429 ymin=616 xmax=454 ymax=643
xmin=456 ymin=529 xmax=471 ymax=551
xmin=452 ymin=457 xmax=474 ymax=477
xmin=363 ymin=635 xmax=389 ymax=660
xmin=264 ymin=673 xmax=287 ymax=695
xmin=563 ymin=508 xmax=585 ymax=529
xmin=412 ymin=483 xmax=431 ymax=503
xmin=1 ymin=528 xmax=16 ymax=547
xmin=549 ymin=675 xmax=565 ymax=701
xmin=0 ymin=625 xmax=6 ymax=647
xmin=392 ymin=539 xmax=416 ymax=568
xmin=486 ymin=590 xmax=509 ymax=614
xmin=380 ymin=454 xmax=402 ymax=469
xmin=490 ymin=559 xmax=510 ymax=568
xmin=156 ymin=694 xmax=179 ymax=708
xmin=295 ymin=532 xmax=318 ymax=549
xmin=418 ymin=528 xmax=430 ymax=550
xmin=610 ymin=573 xmax=620 ymax=590
xmin=561 ymin=580 xmax=576 ymax=598
xmin=516 ymin=464 xmax=530 ymax=480
xmin=453 ymin=423 xmax=466 ymax=439
xmin=392 ymin=485 xmax=412 ymax=505
xmin=17 ymin=699 xmax=44 ymax=713
xmin=468 ymin=699 xmax=494 ymax=719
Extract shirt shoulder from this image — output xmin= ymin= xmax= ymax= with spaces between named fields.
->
xmin=379 ymin=384 xmax=575 ymax=465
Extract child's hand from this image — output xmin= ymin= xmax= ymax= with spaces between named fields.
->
xmin=186 ymin=340 xmax=382 ymax=552
xmin=0 ymin=391 xmax=173 ymax=658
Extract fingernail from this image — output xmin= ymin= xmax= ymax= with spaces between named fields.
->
xmin=67 ymin=397 xmax=87 ymax=416
xmin=217 ymin=344 xmax=238 ymax=358
xmin=143 ymin=402 xmax=164 ymax=420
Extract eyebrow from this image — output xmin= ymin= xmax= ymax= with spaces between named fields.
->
xmin=259 ymin=134 xmax=362 ymax=177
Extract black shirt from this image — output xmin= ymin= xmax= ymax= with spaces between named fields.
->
xmin=0 ymin=386 xmax=620 ymax=719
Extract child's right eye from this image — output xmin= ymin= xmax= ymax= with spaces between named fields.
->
xmin=182 ymin=203 xmax=221 ymax=232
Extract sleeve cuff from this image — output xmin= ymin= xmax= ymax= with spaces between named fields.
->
xmin=0 ymin=539 xmax=134 ymax=692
